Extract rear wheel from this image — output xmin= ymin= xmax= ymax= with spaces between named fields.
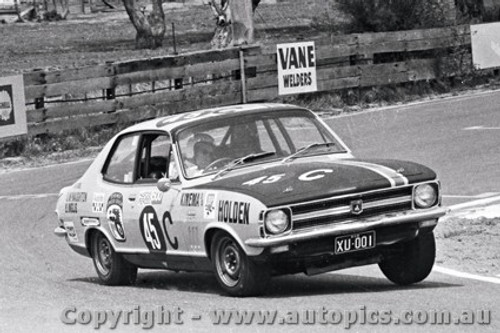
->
xmin=91 ymin=232 xmax=137 ymax=285
xmin=379 ymin=231 xmax=436 ymax=285
xmin=211 ymin=232 xmax=269 ymax=296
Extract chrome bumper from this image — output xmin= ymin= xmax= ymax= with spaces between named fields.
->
xmin=245 ymin=207 xmax=446 ymax=248
xmin=54 ymin=226 xmax=67 ymax=237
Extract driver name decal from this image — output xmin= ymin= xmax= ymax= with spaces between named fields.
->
xmin=218 ymin=200 xmax=250 ymax=225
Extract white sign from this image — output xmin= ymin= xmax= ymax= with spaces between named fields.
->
xmin=0 ymin=75 xmax=27 ymax=139
xmin=471 ymin=22 xmax=500 ymax=69
xmin=0 ymin=0 xmax=15 ymax=7
xmin=277 ymin=41 xmax=317 ymax=95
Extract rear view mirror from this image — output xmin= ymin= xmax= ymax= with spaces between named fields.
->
xmin=157 ymin=177 xmax=172 ymax=192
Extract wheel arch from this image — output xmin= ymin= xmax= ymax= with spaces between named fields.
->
xmin=85 ymin=228 xmax=116 ymax=256
xmin=204 ymin=226 xmax=248 ymax=260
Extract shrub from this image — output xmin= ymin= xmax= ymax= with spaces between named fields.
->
xmin=316 ymin=0 xmax=449 ymax=33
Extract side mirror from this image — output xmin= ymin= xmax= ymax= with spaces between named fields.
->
xmin=156 ymin=177 xmax=172 ymax=192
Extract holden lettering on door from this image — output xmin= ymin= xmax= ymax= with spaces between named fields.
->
xmin=218 ymin=200 xmax=250 ymax=225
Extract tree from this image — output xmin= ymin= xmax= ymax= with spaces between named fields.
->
xmin=122 ymin=0 xmax=166 ymax=49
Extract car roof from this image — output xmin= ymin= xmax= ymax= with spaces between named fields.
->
xmin=120 ymin=103 xmax=309 ymax=135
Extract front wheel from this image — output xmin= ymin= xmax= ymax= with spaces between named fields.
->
xmin=91 ymin=232 xmax=137 ymax=285
xmin=379 ymin=231 xmax=436 ymax=285
xmin=211 ymin=232 xmax=269 ymax=296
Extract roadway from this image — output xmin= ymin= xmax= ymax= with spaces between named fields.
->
xmin=1 ymin=90 xmax=499 ymax=332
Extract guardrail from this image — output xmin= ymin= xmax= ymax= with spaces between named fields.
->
xmin=19 ymin=24 xmax=472 ymax=137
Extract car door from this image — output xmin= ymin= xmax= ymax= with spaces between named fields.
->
xmin=119 ymin=132 xmax=186 ymax=263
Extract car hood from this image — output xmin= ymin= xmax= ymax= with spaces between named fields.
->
xmin=193 ymin=158 xmax=437 ymax=207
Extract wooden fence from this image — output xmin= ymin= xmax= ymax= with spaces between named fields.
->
xmin=19 ymin=24 xmax=472 ymax=137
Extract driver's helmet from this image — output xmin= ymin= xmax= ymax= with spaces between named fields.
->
xmin=186 ymin=133 xmax=215 ymax=161
xmin=193 ymin=141 xmax=216 ymax=170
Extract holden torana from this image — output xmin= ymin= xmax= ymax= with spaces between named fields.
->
xmin=55 ymin=103 xmax=446 ymax=296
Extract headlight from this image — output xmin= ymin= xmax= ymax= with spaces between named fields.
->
xmin=414 ymin=183 xmax=438 ymax=208
xmin=264 ymin=209 xmax=291 ymax=235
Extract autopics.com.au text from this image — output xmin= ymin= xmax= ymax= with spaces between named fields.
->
xmin=60 ymin=305 xmax=491 ymax=329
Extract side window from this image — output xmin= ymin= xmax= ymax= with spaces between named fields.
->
xmin=138 ymin=134 xmax=171 ymax=181
xmin=103 ymin=134 xmax=140 ymax=184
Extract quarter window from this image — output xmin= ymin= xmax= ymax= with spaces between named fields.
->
xmin=103 ymin=134 xmax=140 ymax=184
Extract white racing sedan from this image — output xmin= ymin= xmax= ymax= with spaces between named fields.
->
xmin=55 ymin=103 xmax=446 ymax=296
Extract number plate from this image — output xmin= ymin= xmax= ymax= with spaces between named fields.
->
xmin=334 ymin=231 xmax=376 ymax=254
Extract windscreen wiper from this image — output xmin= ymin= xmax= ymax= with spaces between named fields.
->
xmin=213 ymin=151 xmax=276 ymax=179
xmin=281 ymin=142 xmax=337 ymax=163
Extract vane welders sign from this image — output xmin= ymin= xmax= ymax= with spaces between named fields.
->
xmin=0 ymin=75 xmax=27 ymax=139
xmin=277 ymin=41 xmax=318 ymax=95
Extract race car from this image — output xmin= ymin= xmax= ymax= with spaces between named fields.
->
xmin=54 ymin=103 xmax=446 ymax=296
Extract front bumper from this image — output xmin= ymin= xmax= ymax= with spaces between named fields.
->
xmin=245 ymin=206 xmax=446 ymax=248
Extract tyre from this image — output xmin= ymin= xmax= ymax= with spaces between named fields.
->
xmin=379 ymin=231 xmax=436 ymax=285
xmin=211 ymin=232 xmax=270 ymax=297
xmin=91 ymin=232 xmax=137 ymax=285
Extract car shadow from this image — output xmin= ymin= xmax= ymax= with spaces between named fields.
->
xmin=69 ymin=270 xmax=461 ymax=298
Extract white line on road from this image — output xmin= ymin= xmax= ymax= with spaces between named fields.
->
xmin=0 ymin=193 xmax=59 ymax=200
xmin=326 ymin=88 xmax=500 ymax=119
xmin=445 ymin=195 xmax=500 ymax=213
xmin=443 ymin=192 xmax=500 ymax=199
xmin=464 ymin=126 xmax=500 ymax=130
xmin=0 ymin=158 xmax=93 ymax=175
xmin=434 ymin=266 xmax=500 ymax=285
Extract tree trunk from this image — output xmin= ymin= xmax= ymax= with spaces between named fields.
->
xmin=122 ymin=0 xmax=166 ymax=49
xmin=210 ymin=0 xmax=260 ymax=49
xmin=230 ymin=0 xmax=254 ymax=46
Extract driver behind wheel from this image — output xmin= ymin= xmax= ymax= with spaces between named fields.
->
xmin=185 ymin=141 xmax=216 ymax=177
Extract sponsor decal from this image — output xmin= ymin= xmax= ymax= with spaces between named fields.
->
xmin=92 ymin=193 xmax=105 ymax=214
xmin=350 ymin=199 xmax=363 ymax=215
xmin=106 ymin=192 xmax=126 ymax=241
xmin=204 ymin=193 xmax=217 ymax=219
xmin=80 ymin=217 xmax=100 ymax=226
xmin=66 ymin=192 xmax=87 ymax=203
xmin=0 ymin=86 xmax=14 ymax=126
xmin=180 ymin=192 xmax=203 ymax=207
xmin=137 ymin=191 xmax=164 ymax=206
xmin=187 ymin=211 xmax=197 ymax=220
xmin=65 ymin=203 xmax=78 ymax=214
xmin=0 ymin=76 xmax=27 ymax=139
xmin=63 ymin=221 xmax=78 ymax=243
xmin=218 ymin=200 xmax=250 ymax=225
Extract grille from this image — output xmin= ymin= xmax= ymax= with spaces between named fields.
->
xmin=291 ymin=186 xmax=413 ymax=230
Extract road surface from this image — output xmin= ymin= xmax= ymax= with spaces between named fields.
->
xmin=1 ymin=91 xmax=499 ymax=332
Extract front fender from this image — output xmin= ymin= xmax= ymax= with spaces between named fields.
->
xmin=203 ymin=222 xmax=265 ymax=258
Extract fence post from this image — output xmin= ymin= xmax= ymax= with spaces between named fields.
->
xmin=239 ymin=49 xmax=247 ymax=104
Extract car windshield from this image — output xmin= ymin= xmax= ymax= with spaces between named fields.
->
xmin=175 ymin=109 xmax=347 ymax=178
